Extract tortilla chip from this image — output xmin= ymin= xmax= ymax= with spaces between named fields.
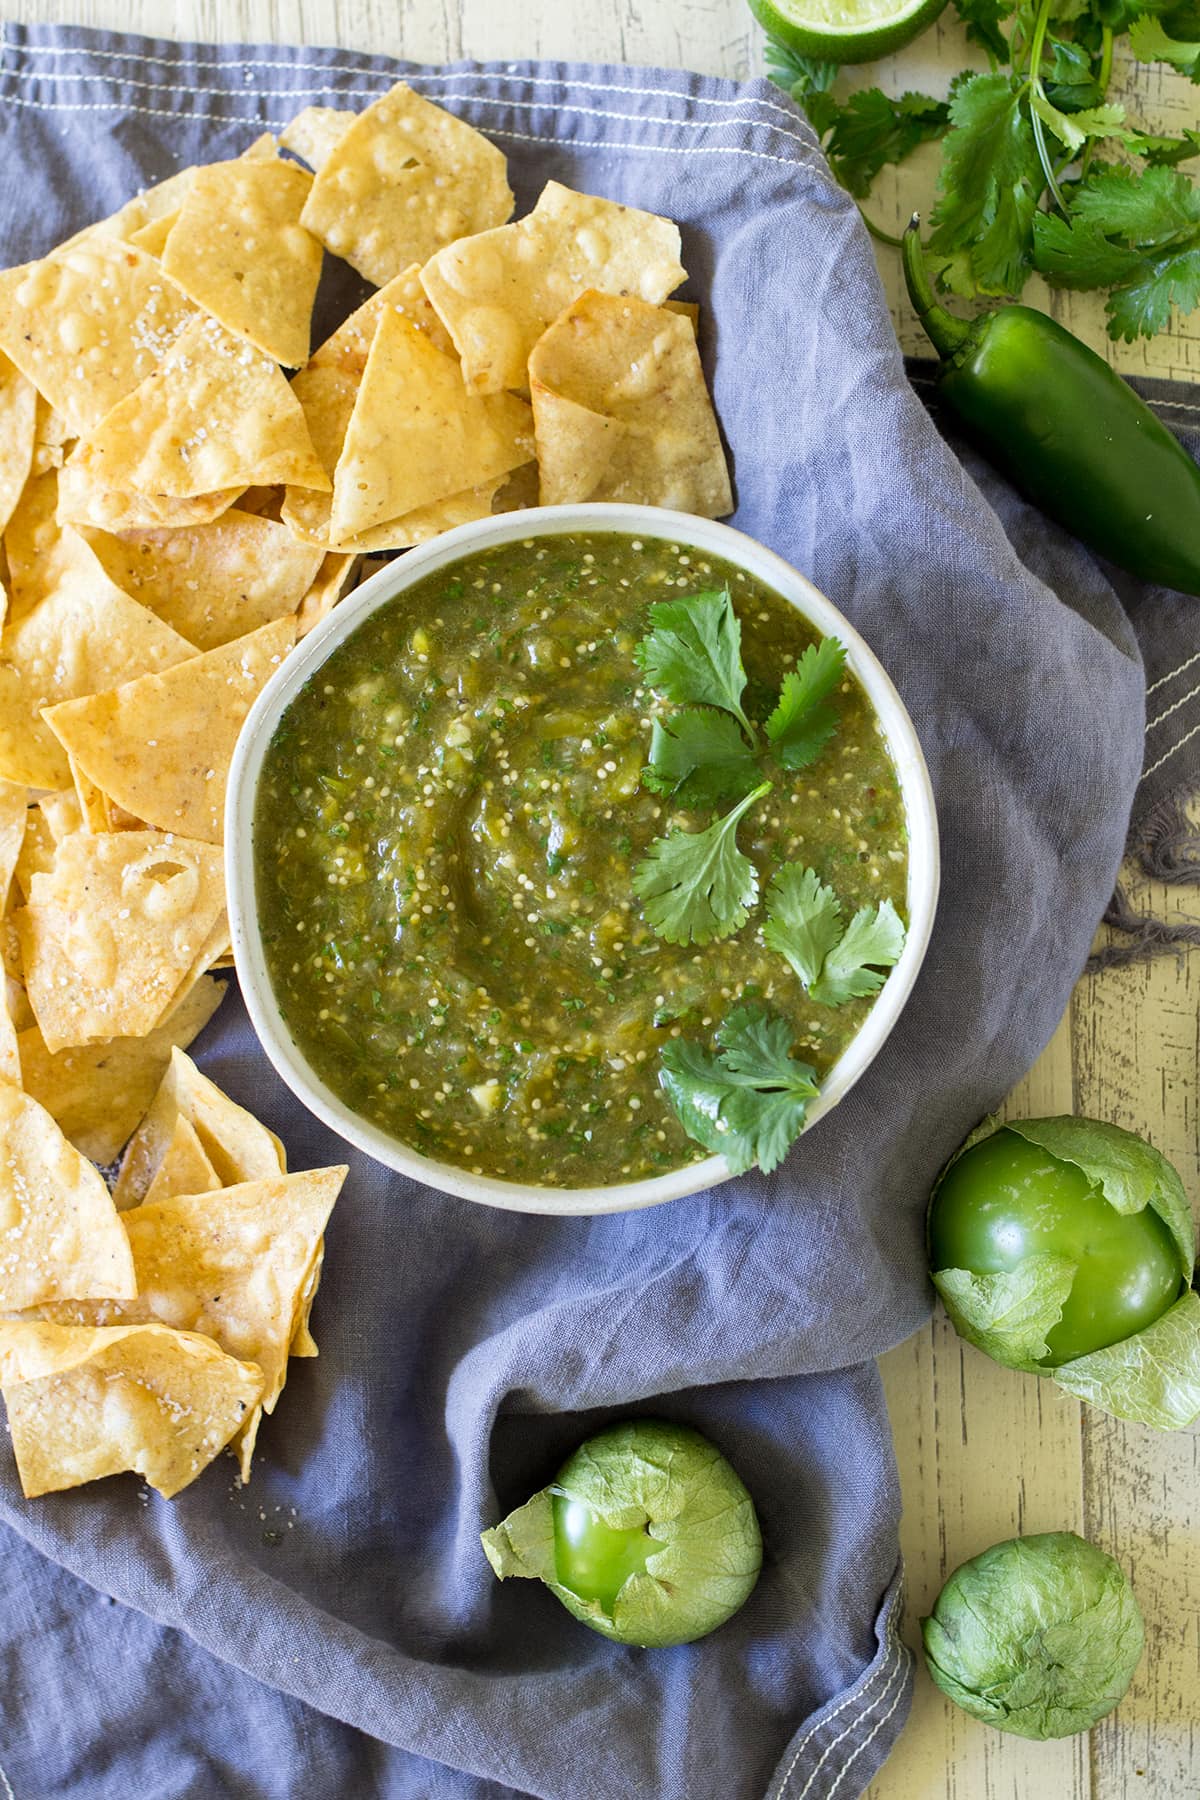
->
xmin=421 ymin=180 xmax=687 ymax=395
xmin=0 ymin=1321 xmax=264 ymax=1498
xmin=0 ymin=572 xmax=195 ymax=790
xmin=16 ymin=830 xmax=226 ymax=1052
xmin=59 ymin=167 xmax=197 ymax=253
xmin=46 ymin=1167 xmax=346 ymax=1462
xmin=14 ymin=801 xmax=60 ymax=900
xmin=129 ymin=210 xmax=180 ymax=258
xmin=114 ymin=1045 xmax=286 ymax=1209
xmin=289 ymin=1240 xmax=324 ymax=1357
xmin=0 ymin=985 xmax=18 ymax=1086
xmin=664 ymin=297 xmax=701 ymax=335
xmin=0 ymin=356 xmax=36 ymax=539
xmin=140 ymin=1115 xmax=221 ymax=1206
xmin=295 ymin=552 xmax=360 ymax=637
xmin=16 ymin=975 xmax=226 ymax=1166
xmin=529 ymin=290 xmax=733 ymax=516
xmin=282 ymin=266 xmax=455 ymax=549
xmin=162 ymin=159 xmax=321 ymax=367
xmin=0 ymin=239 xmax=198 ymax=438
xmin=330 ymin=310 xmax=533 ymax=539
xmin=492 ymin=460 xmax=541 ymax=515
xmin=6 ymin=470 xmax=98 ymax=619
xmin=280 ymin=106 xmax=356 ymax=171
xmin=68 ymin=315 xmax=330 ymax=500
xmin=300 ymin=82 xmax=513 ymax=287
xmin=55 ymin=463 xmax=244 ymax=534
xmin=0 ymin=1081 xmax=136 ymax=1309
xmin=0 ymin=780 xmax=26 ymax=895
xmin=69 ymin=755 xmax=111 ymax=832
xmin=81 ymin=510 xmax=323 ymax=651
xmin=43 ymin=614 xmax=295 ymax=845
xmin=30 ymin=397 xmax=75 ymax=478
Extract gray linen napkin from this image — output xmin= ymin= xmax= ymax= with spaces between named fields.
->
xmin=0 ymin=24 xmax=1175 ymax=1800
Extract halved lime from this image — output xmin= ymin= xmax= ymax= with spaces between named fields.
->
xmin=749 ymin=0 xmax=948 ymax=63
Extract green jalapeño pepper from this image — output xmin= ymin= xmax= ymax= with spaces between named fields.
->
xmin=903 ymin=219 xmax=1200 ymax=597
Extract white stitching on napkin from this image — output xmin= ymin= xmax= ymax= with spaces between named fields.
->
xmin=0 ymin=35 xmax=810 ymax=129
xmin=1147 ymin=677 xmax=1200 ymax=733
xmin=788 ymin=1639 xmax=904 ymax=1799
xmin=1142 ymin=713 xmax=1200 ymax=782
xmin=0 ymin=72 xmax=823 ymax=167
xmin=771 ymin=1584 xmax=904 ymax=1799
xmin=823 ymin=1654 xmax=910 ymax=1799
xmin=0 ymin=73 xmax=824 ymax=163
xmin=0 ymin=90 xmax=824 ymax=176
xmin=1148 ymin=649 xmax=1200 ymax=696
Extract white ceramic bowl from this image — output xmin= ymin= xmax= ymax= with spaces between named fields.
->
xmin=227 ymin=504 xmax=938 ymax=1216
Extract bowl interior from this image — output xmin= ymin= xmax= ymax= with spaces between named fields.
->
xmin=227 ymin=504 xmax=939 ymax=1216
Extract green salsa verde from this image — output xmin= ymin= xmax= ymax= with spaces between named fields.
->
xmin=254 ymin=532 xmax=908 ymax=1186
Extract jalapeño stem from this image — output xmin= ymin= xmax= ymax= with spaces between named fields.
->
xmin=902 ymin=217 xmax=972 ymax=361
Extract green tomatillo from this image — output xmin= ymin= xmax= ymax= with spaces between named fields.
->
xmin=481 ymin=1419 xmax=763 ymax=1647
xmin=928 ymin=1116 xmax=1200 ymax=1430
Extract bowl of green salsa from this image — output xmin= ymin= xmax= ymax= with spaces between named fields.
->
xmin=227 ymin=505 xmax=938 ymax=1214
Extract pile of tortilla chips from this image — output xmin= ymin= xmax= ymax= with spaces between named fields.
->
xmin=0 ymin=79 xmax=731 ymax=1503
xmin=0 ymin=1049 xmax=345 ymax=1497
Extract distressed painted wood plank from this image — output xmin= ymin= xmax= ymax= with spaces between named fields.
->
xmin=1074 ymin=874 xmax=1200 ymax=1800
xmin=865 ymin=1006 xmax=1092 ymax=1800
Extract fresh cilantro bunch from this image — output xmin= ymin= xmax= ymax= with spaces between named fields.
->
xmin=767 ymin=0 xmax=1200 ymax=341
xmin=763 ymin=865 xmax=906 ymax=1005
xmin=631 ymin=589 xmax=846 ymax=946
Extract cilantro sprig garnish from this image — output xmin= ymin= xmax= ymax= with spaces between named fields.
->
xmin=765 ymin=637 xmax=847 ymax=770
xmin=659 ymin=1003 xmax=820 ymax=1175
xmin=633 ymin=589 xmax=756 ymax=741
xmin=633 ymin=782 xmax=770 ymax=946
xmin=633 ymin=589 xmax=847 ymax=946
xmin=764 ymin=865 xmax=907 ymax=1006
xmin=767 ymin=0 xmax=1200 ymax=342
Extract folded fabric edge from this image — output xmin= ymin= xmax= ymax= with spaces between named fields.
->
xmin=762 ymin=1562 xmax=913 ymax=1800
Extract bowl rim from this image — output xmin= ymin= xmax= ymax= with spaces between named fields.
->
xmin=226 ymin=503 xmax=939 ymax=1216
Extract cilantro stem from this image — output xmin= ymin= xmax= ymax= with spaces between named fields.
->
xmin=1027 ymin=0 xmax=1068 ymax=215
xmin=858 ymin=206 xmax=905 ymax=250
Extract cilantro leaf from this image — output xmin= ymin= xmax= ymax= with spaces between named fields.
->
xmin=1106 ymin=245 xmax=1200 ymax=341
xmin=952 ymin=0 xmax=1014 ymax=61
xmin=1030 ymin=92 xmax=1130 ymax=154
xmin=811 ymin=899 xmax=907 ymax=1005
xmin=762 ymin=865 xmax=845 ymax=989
xmin=764 ymin=636 xmax=846 ymax=770
xmin=1128 ymin=127 xmax=1200 ymax=166
xmin=659 ymin=1003 xmax=819 ymax=1174
xmin=643 ymin=708 xmax=760 ymax=807
xmin=635 ymin=589 xmax=755 ymax=739
xmin=929 ymin=73 xmax=1044 ymax=296
xmin=1129 ymin=13 xmax=1200 ymax=76
xmin=1033 ymin=213 xmax=1147 ymax=287
xmin=1071 ymin=164 xmax=1200 ymax=246
xmin=632 ymin=781 xmax=769 ymax=946
xmin=826 ymin=90 xmax=950 ymax=198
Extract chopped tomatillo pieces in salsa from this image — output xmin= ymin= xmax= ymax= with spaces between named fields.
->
xmin=253 ymin=532 xmax=908 ymax=1186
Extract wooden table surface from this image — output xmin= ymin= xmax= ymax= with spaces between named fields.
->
xmin=12 ymin=2 xmax=1200 ymax=1795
